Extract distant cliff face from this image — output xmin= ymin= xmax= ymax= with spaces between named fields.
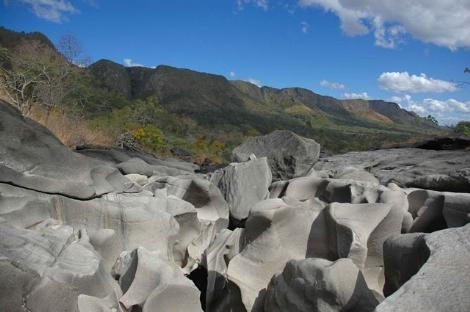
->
xmin=88 ymin=59 xmax=435 ymax=130
xmin=0 ymin=26 xmax=441 ymax=143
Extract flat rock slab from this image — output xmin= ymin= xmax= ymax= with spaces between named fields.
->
xmin=314 ymin=148 xmax=470 ymax=192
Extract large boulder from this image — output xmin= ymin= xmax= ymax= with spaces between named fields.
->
xmin=232 ymin=130 xmax=320 ymax=180
xmin=405 ymin=188 xmax=470 ymax=232
xmin=224 ymin=197 xmax=327 ymax=311
xmin=211 ymin=157 xmax=272 ymax=221
xmin=263 ymin=258 xmax=379 ymax=312
xmin=0 ymin=100 xmax=135 ymax=199
xmin=378 ymin=224 xmax=470 ymax=312
xmin=145 ymin=175 xmax=230 ymax=264
xmin=112 ymin=247 xmax=203 ymax=312
xmin=314 ymin=148 xmax=470 ymax=192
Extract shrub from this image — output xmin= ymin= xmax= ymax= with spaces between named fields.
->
xmin=131 ymin=125 xmax=167 ymax=153
xmin=454 ymin=121 xmax=470 ymax=136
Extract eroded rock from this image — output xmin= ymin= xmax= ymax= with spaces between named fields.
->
xmin=232 ymin=130 xmax=320 ymax=180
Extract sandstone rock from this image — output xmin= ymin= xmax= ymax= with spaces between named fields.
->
xmin=211 ymin=157 xmax=272 ymax=220
xmin=442 ymin=192 xmax=470 ymax=227
xmin=378 ymin=225 xmax=470 ymax=312
xmin=0 ymin=224 xmax=120 ymax=312
xmin=147 ymin=175 xmax=230 ymax=263
xmin=269 ymin=176 xmax=409 ymax=295
xmin=232 ymin=130 xmax=320 ymax=180
xmin=0 ymin=184 xmax=180 ymax=267
xmin=405 ymin=188 xmax=470 ymax=232
xmin=114 ymin=247 xmax=203 ymax=312
xmin=263 ymin=258 xmax=379 ymax=312
xmin=118 ymin=157 xmax=192 ymax=177
xmin=225 ymin=197 xmax=327 ymax=310
xmin=0 ymin=100 xmax=135 ymax=199
xmin=125 ymin=173 xmax=149 ymax=186
xmin=314 ymin=148 xmax=470 ymax=192
xmin=77 ymin=145 xmax=198 ymax=173
xmin=204 ymin=228 xmax=245 ymax=311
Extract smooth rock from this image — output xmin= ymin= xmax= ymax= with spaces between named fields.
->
xmin=378 ymin=225 xmax=470 ymax=312
xmin=263 ymin=258 xmax=379 ymax=312
xmin=232 ymin=130 xmax=321 ymax=180
xmin=314 ymin=148 xmax=470 ymax=192
xmin=211 ymin=157 xmax=272 ymax=220
xmin=0 ymin=100 xmax=135 ymax=199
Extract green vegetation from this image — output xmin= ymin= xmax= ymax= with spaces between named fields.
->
xmin=0 ymin=27 xmax=454 ymax=165
xmin=454 ymin=121 xmax=470 ymax=136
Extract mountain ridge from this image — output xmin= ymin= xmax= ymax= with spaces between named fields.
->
xmin=0 ymin=27 xmax=444 ymax=155
xmin=88 ymin=58 xmax=428 ymax=129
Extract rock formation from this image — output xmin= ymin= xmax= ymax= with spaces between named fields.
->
xmin=0 ymin=100 xmax=469 ymax=312
xmin=232 ymin=130 xmax=321 ymax=180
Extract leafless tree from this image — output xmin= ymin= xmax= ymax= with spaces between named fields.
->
xmin=0 ymin=40 xmax=74 ymax=116
xmin=56 ymin=33 xmax=91 ymax=67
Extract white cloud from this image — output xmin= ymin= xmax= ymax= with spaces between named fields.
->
xmin=123 ymin=58 xmax=144 ymax=67
xmin=379 ymin=72 xmax=457 ymax=93
xmin=320 ymin=79 xmax=345 ymax=90
xmin=229 ymin=71 xmax=236 ymax=78
xmin=245 ymin=78 xmax=262 ymax=87
xmin=16 ymin=0 xmax=78 ymax=22
xmin=301 ymin=21 xmax=310 ymax=34
xmin=236 ymin=0 xmax=268 ymax=11
xmin=344 ymin=92 xmax=371 ymax=100
xmin=391 ymin=94 xmax=470 ymax=124
xmin=298 ymin=0 xmax=470 ymax=50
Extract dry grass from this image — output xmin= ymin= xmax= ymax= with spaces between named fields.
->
xmin=28 ymin=106 xmax=114 ymax=148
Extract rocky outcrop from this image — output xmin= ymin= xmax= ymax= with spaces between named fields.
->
xmin=232 ymin=130 xmax=321 ymax=180
xmin=314 ymin=148 xmax=470 ymax=192
xmin=0 ymin=100 xmax=136 ymax=199
xmin=112 ymin=247 xmax=202 ymax=312
xmin=263 ymin=258 xmax=379 ymax=312
xmin=378 ymin=225 xmax=470 ymax=312
xmin=0 ymin=99 xmax=469 ymax=312
xmin=211 ymin=157 xmax=272 ymax=221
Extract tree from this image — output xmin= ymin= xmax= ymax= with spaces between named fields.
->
xmin=0 ymin=39 xmax=81 ymax=116
xmin=425 ymin=114 xmax=439 ymax=125
xmin=56 ymin=34 xmax=91 ymax=67
xmin=454 ymin=121 xmax=470 ymax=136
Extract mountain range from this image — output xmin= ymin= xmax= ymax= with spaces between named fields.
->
xmin=0 ymin=27 xmax=444 ymax=154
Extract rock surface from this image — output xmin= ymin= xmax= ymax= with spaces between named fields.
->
xmin=0 ymin=100 xmax=135 ymax=199
xmin=378 ymin=224 xmax=470 ymax=311
xmin=314 ymin=148 xmax=470 ymax=192
xmin=232 ymin=130 xmax=321 ymax=180
xmin=1 ymin=99 xmax=469 ymax=312
xmin=211 ymin=157 xmax=272 ymax=220
xmin=263 ymin=258 xmax=379 ymax=312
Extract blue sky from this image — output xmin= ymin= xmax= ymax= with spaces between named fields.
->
xmin=1 ymin=0 xmax=470 ymax=124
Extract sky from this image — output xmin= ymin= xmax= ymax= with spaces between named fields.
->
xmin=1 ymin=0 xmax=470 ymax=125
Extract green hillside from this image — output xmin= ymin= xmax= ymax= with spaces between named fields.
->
xmin=0 ymin=27 xmax=446 ymax=163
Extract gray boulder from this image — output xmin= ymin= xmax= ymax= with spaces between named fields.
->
xmin=232 ymin=130 xmax=320 ymax=180
xmin=263 ymin=258 xmax=379 ymax=312
xmin=405 ymin=188 xmax=470 ymax=232
xmin=314 ymin=148 xmax=470 ymax=192
xmin=378 ymin=224 xmax=470 ymax=312
xmin=112 ymin=247 xmax=202 ymax=312
xmin=211 ymin=157 xmax=272 ymax=220
xmin=0 ymin=100 xmax=135 ymax=199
